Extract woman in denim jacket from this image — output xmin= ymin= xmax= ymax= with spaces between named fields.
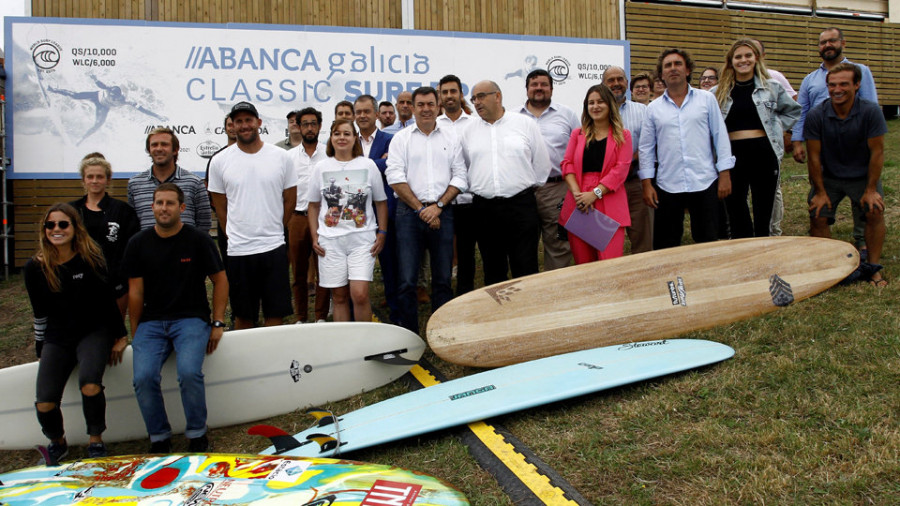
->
xmin=712 ymin=39 xmax=800 ymax=238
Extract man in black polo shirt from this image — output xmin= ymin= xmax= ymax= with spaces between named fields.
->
xmin=124 ymin=183 xmax=228 ymax=453
xmin=805 ymin=62 xmax=888 ymax=287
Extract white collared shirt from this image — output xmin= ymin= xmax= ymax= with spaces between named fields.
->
xmin=288 ymin=143 xmax=327 ymax=212
xmin=436 ymin=113 xmax=474 ymax=204
xmin=358 ymin=131 xmax=376 ymax=158
xmin=460 ymin=111 xmax=552 ymax=199
xmin=385 ymin=122 xmax=468 ymax=203
xmin=518 ymin=101 xmax=579 ymax=178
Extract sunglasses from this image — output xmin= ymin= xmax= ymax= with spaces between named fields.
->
xmin=44 ymin=220 xmax=71 ymax=230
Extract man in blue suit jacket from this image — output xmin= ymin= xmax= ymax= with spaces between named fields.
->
xmin=355 ymin=95 xmax=399 ymax=323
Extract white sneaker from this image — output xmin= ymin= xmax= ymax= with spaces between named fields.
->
xmin=316 ymin=319 xmax=326 ymax=323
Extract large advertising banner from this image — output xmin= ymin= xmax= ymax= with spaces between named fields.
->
xmin=5 ymin=18 xmax=628 ymax=179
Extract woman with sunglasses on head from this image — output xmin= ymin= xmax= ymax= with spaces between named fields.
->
xmin=24 ymin=203 xmax=128 ymax=462
xmin=559 ymin=84 xmax=632 ymax=264
xmin=712 ymin=39 xmax=800 ymax=238
xmin=69 ymin=155 xmax=140 ymax=317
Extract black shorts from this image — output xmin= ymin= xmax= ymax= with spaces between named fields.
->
xmin=808 ymin=176 xmax=884 ymax=224
xmin=227 ymin=244 xmax=292 ymax=321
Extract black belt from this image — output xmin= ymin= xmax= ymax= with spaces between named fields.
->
xmin=293 ymin=210 xmax=308 ymax=216
xmin=546 ymin=176 xmax=564 ymax=183
xmin=473 ymin=187 xmax=535 ymax=202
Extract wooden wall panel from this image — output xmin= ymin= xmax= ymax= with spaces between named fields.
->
xmin=12 ymin=181 xmax=129 ymax=265
xmin=411 ymin=0 xmax=619 ymax=38
xmin=31 ymin=0 xmax=403 ymax=27
xmin=626 ymin=2 xmax=899 ymax=104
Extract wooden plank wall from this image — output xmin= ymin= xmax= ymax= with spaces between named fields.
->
xmin=412 ymin=0 xmax=620 ymax=38
xmin=31 ymin=0 xmax=403 ymax=27
xmin=31 ymin=0 xmax=620 ymax=37
xmin=13 ymin=181 xmax=128 ymax=264
xmin=626 ymin=3 xmax=900 ymax=105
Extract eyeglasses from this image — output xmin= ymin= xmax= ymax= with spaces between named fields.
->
xmin=818 ymin=37 xmax=842 ymax=46
xmin=632 ymin=84 xmax=650 ymax=90
xmin=44 ymin=220 xmax=71 ymax=230
xmin=700 ymin=76 xmax=718 ymax=82
xmin=470 ymin=91 xmax=498 ymax=103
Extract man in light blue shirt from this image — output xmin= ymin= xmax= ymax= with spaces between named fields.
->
xmin=639 ymin=48 xmax=735 ymax=250
xmin=791 ymin=27 xmax=878 ymax=163
xmin=603 ymin=65 xmax=653 ymax=253
xmin=382 ymin=91 xmax=415 ymax=135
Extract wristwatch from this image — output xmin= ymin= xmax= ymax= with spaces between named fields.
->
xmin=436 ymin=201 xmax=444 ymax=209
xmin=593 ymin=187 xmax=603 ymax=200
xmin=211 ymin=320 xmax=226 ymax=328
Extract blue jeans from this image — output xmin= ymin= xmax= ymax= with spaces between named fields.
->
xmin=395 ymin=203 xmax=454 ymax=333
xmin=132 ymin=318 xmax=209 ymax=442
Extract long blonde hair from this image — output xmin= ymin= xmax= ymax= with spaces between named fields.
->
xmin=580 ymin=84 xmax=624 ymax=146
xmin=716 ymin=39 xmax=771 ymax=108
xmin=35 ymin=203 xmax=107 ymax=292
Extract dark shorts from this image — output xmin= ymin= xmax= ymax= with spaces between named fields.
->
xmin=808 ymin=176 xmax=884 ymax=224
xmin=227 ymin=244 xmax=292 ymax=321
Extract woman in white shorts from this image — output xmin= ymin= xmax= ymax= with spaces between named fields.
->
xmin=308 ymin=119 xmax=388 ymax=322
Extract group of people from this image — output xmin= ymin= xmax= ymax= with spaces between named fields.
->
xmin=25 ymin=27 xmax=888 ymax=461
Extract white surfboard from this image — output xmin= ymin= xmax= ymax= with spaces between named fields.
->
xmin=0 ymin=322 xmax=424 ymax=449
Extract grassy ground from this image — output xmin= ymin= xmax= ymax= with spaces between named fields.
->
xmin=0 ymin=121 xmax=897 ymax=504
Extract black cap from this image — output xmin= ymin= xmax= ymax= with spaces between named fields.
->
xmin=229 ymin=101 xmax=259 ymax=119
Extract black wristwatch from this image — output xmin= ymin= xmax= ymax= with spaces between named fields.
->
xmin=211 ymin=320 xmax=226 ymax=328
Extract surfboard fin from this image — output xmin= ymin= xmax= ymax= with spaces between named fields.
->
xmin=306 ymin=408 xmax=338 ymax=427
xmin=247 ymin=425 xmax=304 ymax=454
xmin=306 ymin=434 xmax=346 ymax=454
xmin=364 ymin=348 xmax=418 ymax=366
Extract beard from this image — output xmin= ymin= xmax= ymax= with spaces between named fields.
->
xmin=819 ymin=46 xmax=843 ymax=62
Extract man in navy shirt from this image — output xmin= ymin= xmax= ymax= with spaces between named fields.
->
xmin=805 ymin=63 xmax=888 ymax=287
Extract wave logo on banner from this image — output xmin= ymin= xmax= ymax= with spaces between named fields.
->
xmin=546 ymin=56 xmax=571 ymax=85
xmin=32 ymin=40 xmax=62 ymax=71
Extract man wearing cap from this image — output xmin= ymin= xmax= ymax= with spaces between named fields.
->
xmin=208 ymin=101 xmax=297 ymax=329
xmin=275 ymin=110 xmax=303 ymax=150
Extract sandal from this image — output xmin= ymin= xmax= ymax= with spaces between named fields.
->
xmin=869 ymin=275 xmax=888 ymax=288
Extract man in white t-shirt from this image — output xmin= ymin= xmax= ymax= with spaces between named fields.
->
xmin=208 ymin=101 xmax=298 ymax=329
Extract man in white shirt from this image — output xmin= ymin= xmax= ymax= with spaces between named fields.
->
xmin=287 ymin=107 xmax=329 ymax=323
xmin=460 ymin=81 xmax=552 ymax=286
xmin=519 ymin=69 xmax=580 ymax=270
xmin=437 ymin=74 xmax=477 ymax=295
xmin=208 ymin=101 xmax=297 ymax=329
xmin=386 ymin=87 xmax=467 ymax=333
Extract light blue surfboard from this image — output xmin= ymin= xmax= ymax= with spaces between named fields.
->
xmin=259 ymin=339 xmax=734 ymax=457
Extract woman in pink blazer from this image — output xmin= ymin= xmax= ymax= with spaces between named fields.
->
xmin=559 ymin=84 xmax=632 ymax=264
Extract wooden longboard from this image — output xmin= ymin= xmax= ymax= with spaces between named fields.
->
xmin=0 ymin=453 xmax=469 ymax=505
xmin=427 ymin=237 xmax=858 ymax=367
xmin=259 ymin=339 xmax=734 ymax=458
xmin=0 ymin=322 xmax=424 ymax=449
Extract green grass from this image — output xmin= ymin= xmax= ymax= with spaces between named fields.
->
xmin=1 ymin=120 xmax=898 ymax=504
